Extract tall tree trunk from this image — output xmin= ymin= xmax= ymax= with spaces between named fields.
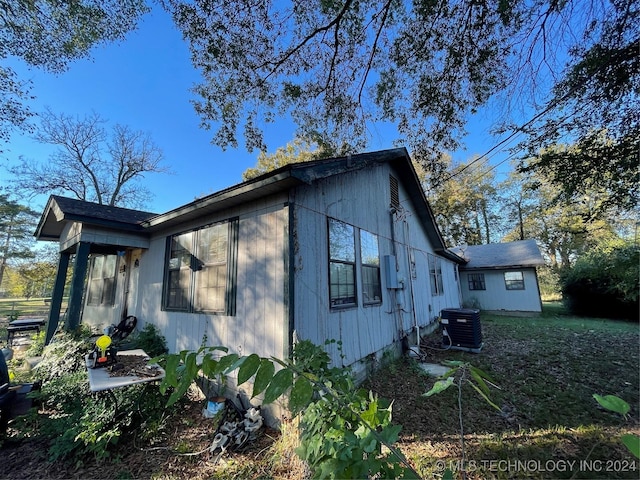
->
xmin=480 ymin=199 xmax=491 ymax=244
xmin=517 ymin=201 xmax=525 ymax=240
xmin=0 ymin=218 xmax=14 ymax=288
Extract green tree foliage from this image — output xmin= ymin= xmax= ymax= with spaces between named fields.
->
xmin=517 ymin=1 xmax=638 ymax=212
xmin=4 ymin=261 xmax=56 ymax=298
xmin=0 ymin=191 xmax=39 ymax=288
xmin=0 ymin=65 xmax=33 ymax=148
xmin=9 ymin=109 xmax=167 ymax=208
xmin=14 ymin=259 xmax=57 ymax=298
xmin=561 ymin=240 xmax=639 ymax=319
xmin=421 ymin=156 xmax=500 ymax=246
xmin=500 ymin=167 xmax=625 ymax=271
xmin=0 ymin=0 xmax=149 ymax=147
xmin=242 ymin=137 xmax=324 ymax=181
xmin=163 ymin=0 xmax=636 ymax=185
xmin=498 ymin=167 xmax=539 ymax=242
xmin=521 ymin=133 xmax=639 ymax=216
xmin=2 ymin=243 xmax=59 ymax=298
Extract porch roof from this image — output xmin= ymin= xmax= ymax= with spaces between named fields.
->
xmin=35 ymin=195 xmax=157 ymax=242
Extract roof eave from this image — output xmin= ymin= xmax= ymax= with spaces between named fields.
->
xmin=438 ymin=249 xmax=466 ymax=263
xmin=141 ymin=171 xmax=302 ymax=230
xmin=459 ymin=263 xmax=544 ymax=270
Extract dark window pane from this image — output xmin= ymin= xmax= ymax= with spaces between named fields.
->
xmin=194 ymin=224 xmax=227 ymax=312
xmin=165 ymin=232 xmax=193 ymax=310
xmin=361 ymin=230 xmax=381 ymax=305
xmin=468 ymin=273 xmax=486 ymax=291
xmin=362 ymin=265 xmax=382 ymax=304
xmin=330 ymin=261 xmax=356 ymax=307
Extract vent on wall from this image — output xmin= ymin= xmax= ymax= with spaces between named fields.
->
xmin=390 ymin=175 xmax=399 ymax=209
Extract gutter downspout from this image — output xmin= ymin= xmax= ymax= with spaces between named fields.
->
xmin=403 ymin=220 xmax=419 ymax=349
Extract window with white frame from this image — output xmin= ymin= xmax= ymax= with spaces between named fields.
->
xmin=504 ymin=271 xmax=525 ymax=290
xmin=163 ymin=219 xmax=238 ymax=314
xmin=360 ymin=230 xmax=382 ymax=305
xmin=428 ymin=254 xmax=444 ymax=296
xmin=87 ymin=254 xmax=118 ymax=306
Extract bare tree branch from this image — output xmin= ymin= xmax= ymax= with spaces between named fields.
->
xmin=10 ymin=110 xmax=168 ymax=208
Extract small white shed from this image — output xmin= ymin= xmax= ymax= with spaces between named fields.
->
xmin=451 ymin=240 xmax=545 ymax=314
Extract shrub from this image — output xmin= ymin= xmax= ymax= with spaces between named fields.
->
xmin=23 ymin=327 xmax=174 ymax=463
xmin=25 ymin=331 xmax=46 ymax=357
xmin=125 ymin=323 xmax=168 ymax=357
xmin=157 ymin=340 xmax=416 ymax=478
xmin=32 ymin=326 xmax=94 ymax=383
xmin=561 ymin=241 xmax=639 ymax=319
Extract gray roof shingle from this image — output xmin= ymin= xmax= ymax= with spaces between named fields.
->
xmin=450 ymin=239 xmax=544 ymax=270
xmin=51 ymin=195 xmax=157 ymax=226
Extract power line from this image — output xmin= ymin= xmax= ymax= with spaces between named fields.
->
xmin=439 ymin=40 xmax=634 ymax=184
xmin=467 ymin=96 xmax=597 ymax=184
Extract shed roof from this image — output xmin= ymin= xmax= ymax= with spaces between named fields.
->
xmin=450 ymin=239 xmax=544 ymax=270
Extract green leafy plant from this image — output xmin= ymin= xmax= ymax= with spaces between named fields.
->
xmin=155 ymin=340 xmax=420 ymax=478
xmin=124 ymin=323 xmax=168 ymax=357
xmin=424 ymin=360 xmax=501 ymax=479
xmin=32 ymin=326 xmax=94 ymax=382
xmin=593 ymin=394 xmax=640 ymax=459
xmin=25 ymin=330 xmax=46 ymax=357
xmin=561 ymin=241 xmax=639 ymax=319
xmin=18 ymin=328 xmax=175 ymax=464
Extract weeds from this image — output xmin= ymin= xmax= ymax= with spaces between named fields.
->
xmin=367 ymin=311 xmax=639 ymax=479
xmin=10 ymin=326 xmax=174 ymax=464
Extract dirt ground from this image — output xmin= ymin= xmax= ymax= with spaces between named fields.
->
xmin=1 ymin=397 xmax=289 ymax=479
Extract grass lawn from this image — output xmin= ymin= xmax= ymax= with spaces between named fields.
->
xmin=1 ymin=303 xmax=638 ymax=479
xmin=366 ymin=304 xmax=640 ymax=479
xmin=0 ymin=297 xmax=67 ymax=345
xmin=0 ymin=297 xmax=54 ymax=318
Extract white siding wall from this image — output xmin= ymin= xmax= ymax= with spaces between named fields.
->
xmin=132 ymin=193 xmax=290 ymax=362
xmin=460 ymin=268 xmax=542 ymax=313
xmin=292 ymin=163 xmax=461 ymax=373
xmin=59 ymin=223 xmax=149 ymax=253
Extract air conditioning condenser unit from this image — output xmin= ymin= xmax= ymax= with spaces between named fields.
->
xmin=441 ymin=308 xmax=483 ymax=353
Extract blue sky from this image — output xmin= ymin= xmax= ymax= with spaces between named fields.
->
xmin=1 ymin=6 xmax=507 ymax=215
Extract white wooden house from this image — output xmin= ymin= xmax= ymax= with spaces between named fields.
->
xmin=451 ymin=240 xmax=545 ymax=314
xmin=35 ymin=148 xmax=465 ymax=388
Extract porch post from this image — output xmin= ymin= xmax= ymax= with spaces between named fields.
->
xmin=44 ymin=251 xmax=71 ymax=345
xmin=65 ymin=241 xmax=91 ymax=331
